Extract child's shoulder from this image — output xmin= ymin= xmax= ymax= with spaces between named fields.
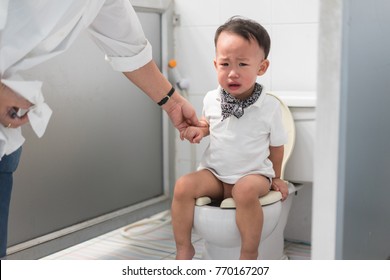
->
xmin=254 ymin=92 xmax=282 ymax=114
xmin=206 ymin=87 xmax=220 ymax=96
xmin=263 ymin=92 xmax=282 ymax=106
xmin=203 ymin=88 xmax=220 ymax=102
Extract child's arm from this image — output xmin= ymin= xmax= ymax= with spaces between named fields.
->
xmin=269 ymin=145 xmax=288 ymax=201
xmin=180 ymin=118 xmax=209 ymax=144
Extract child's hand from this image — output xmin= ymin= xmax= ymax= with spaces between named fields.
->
xmin=180 ymin=119 xmax=209 ymax=143
xmin=271 ymin=178 xmax=288 ymax=201
xmin=180 ymin=126 xmax=204 ymax=143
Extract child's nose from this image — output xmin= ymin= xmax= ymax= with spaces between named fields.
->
xmin=228 ymin=68 xmax=239 ymax=78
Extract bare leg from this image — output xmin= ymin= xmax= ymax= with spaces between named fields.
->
xmin=232 ymin=175 xmax=270 ymax=260
xmin=171 ymin=170 xmax=223 ymax=259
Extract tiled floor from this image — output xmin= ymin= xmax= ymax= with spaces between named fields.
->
xmin=41 ymin=211 xmax=311 ymax=260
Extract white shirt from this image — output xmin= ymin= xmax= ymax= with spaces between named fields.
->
xmin=0 ymin=0 xmax=152 ymax=159
xmin=198 ymin=87 xmax=288 ymax=184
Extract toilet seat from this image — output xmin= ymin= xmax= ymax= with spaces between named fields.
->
xmin=195 ymin=189 xmax=283 ymax=208
xmin=221 ymin=190 xmax=283 ymax=208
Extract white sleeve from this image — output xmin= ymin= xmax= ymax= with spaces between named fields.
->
xmin=269 ymin=103 xmax=288 ymax=147
xmin=86 ymin=0 xmax=152 ymax=72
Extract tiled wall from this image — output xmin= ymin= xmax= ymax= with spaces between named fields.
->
xmin=173 ymin=0 xmax=319 ymax=179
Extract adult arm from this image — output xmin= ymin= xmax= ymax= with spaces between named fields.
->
xmin=123 ymin=61 xmax=199 ymax=132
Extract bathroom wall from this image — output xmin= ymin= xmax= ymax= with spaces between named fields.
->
xmin=313 ymin=0 xmax=390 ymax=259
xmin=173 ymin=0 xmax=319 ymax=177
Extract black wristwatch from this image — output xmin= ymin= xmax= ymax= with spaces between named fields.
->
xmin=157 ymin=87 xmax=175 ymax=106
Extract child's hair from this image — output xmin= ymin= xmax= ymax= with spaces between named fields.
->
xmin=214 ymin=16 xmax=271 ymax=59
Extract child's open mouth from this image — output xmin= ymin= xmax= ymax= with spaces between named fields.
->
xmin=228 ymin=83 xmax=241 ymax=91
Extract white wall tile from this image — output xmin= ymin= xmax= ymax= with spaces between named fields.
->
xmin=189 ymin=95 xmax=205 ymax=119
xmin=174 ymin=0 xmax=220 ymax=26
xmin=270 ymin=24 xmax=318 ymax=91
xmin=175 ymin=159 xmax=192 ymax=180
xmin=219 ymin=0 xmax=272 ymax=24
xmin=175 ymin=26 xmax=218 ymax=95
xmin=176 ymin=136 xmax=191 ymax=160
xmin=272 ymin=0 xmax=319 ymax=23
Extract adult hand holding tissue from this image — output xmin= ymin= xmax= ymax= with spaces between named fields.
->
xmin=0 ymin=82 xmax=32 ymax=129
xmin=0 ymin=80 xmax=52 ymax=159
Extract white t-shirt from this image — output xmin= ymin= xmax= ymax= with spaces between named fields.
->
xmin=198 ymin=86 xmax=288 ymax=184
xmin=0 ymin=0 xmax=152 ymax=158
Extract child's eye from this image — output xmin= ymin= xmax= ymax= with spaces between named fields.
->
xmin=220 ymin=63 xmax=229 ymax=67
xmin=239 ymin=63 xmax=248 ymax=67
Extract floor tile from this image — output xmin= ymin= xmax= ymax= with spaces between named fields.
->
xmin=42 ymin=211 xmax=310 ymax=260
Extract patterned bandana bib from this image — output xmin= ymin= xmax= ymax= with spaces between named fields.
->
xmin=220 ymin=83 xmax=263 ymax=121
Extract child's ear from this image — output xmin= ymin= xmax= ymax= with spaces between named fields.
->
xmin=258 ymin=59 xmax=270 ymax=76
xmin=214 ymin=59 xmax=217 ymax=69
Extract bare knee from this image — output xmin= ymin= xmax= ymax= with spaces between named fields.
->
xmin=232 ymin=183 xmax=260 ymax=205
xmin=232 ymin=175 xmax=270 ymax=204
xmin=173 ymin=175 xmax=196 ymax=200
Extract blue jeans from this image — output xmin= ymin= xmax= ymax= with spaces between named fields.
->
xmin=0 ymin=147 xmax=22 ymax=258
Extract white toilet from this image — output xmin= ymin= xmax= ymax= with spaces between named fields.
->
xmin=193 ymin=92 xmax=301 ymax=260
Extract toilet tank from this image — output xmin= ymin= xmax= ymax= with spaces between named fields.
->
xmin=272 ymin=91 xmax=316 ymax=183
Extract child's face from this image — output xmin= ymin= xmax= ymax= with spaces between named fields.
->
xmin=214 ymin=31 xmax=269 ymax=100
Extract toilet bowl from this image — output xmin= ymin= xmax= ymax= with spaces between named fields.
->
xmin=192 ymin=92 xmax=299 ymax=260
xmin=193 ymin=183 xmax=300 ymax=259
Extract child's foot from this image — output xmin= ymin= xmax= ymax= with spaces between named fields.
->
xmin=175 ymin=245 xmax=195 ymax=260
